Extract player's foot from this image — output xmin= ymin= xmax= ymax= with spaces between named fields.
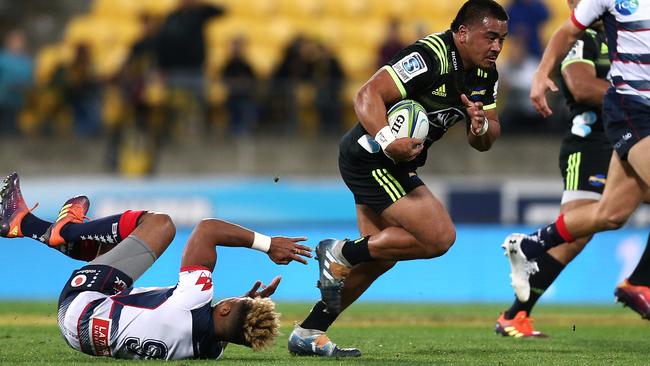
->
xmin=43 ymin=195 xmax=90 ymax=247
xmin=615 ymin=279 xmax=650 ymax=320
xmin=0 ymin=172 xmax=35 ymax=238
xmin=502 ymin=234 xmax=539 ymax=302
xmin=288 ymin=324 xmax=361 ymax=357
xmin=316 ymin=238 xmax=351 ymax=314
xmin=495 ymin=311 xmax=548 ymax=338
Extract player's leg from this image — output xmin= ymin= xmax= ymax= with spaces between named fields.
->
xmin=615 ymin=231 xmax=650 ymax=319
xmin=290 ymin=204 xmax=398 ymax=357
xmin=347 ymin=185 xmax=455 ymax=261
xmin=614 ymin=190 xmax=650 ymax=319
xmin=506 ymin=153 xmax=646 ymax=301
xmin=497 ymin=200 xmax=593 ymax=338
xmin=86 ymin=211 xmax=175 ymax=282
xmin=315 ymin=184 xmax=453 ymax=315
xmin=627 ymin=136 xmax=650 ymax=185
xmin=498 ymin=142 xmax=611 ymax=335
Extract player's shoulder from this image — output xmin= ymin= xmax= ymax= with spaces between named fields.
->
xmin=413 ymin=30 xmax=453 ymax=72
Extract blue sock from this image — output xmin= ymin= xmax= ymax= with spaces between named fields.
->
xmin=60 ymin=214 xmax=123 ymax=244
xmin=20 ymin=213 xmax=52 ymax=240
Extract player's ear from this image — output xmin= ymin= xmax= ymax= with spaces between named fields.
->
xmin=215 ymin=302 xmax=232 ymax=317
xmin=458 ymin=25 xmax=468 ymax=43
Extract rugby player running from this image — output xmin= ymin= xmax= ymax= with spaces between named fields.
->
xmin=497 ymin=0 xmax=650 ymax=338
xmin=288 ymin=0 xmax=508 ymax=357
xmin=0 ymin=172 xmax=312 ymax=360
xmin=502 ymin=0 xmax=650 ymax=314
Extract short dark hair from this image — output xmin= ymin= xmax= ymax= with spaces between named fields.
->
xmin=451 ymin=0 xmax=509 ymax=32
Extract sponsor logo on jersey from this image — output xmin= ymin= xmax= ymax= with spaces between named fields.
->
xmin=195 ymin=272 xmax=213 ymax=291
xmin=471 ymin=88 xmax=486 ymax=96
xmin=450 ymin=50 xmax=458 ymax=71
xmin=615 ymin=0 xmax=639 ymax=15
xmin=614 ymin=132 xmax=633 ymax=150
xmin=392 ymin=52 xmax=428 ymax=83
xmin=428 ymin=107 xmax=466 ymax=129
xmin=71 ymin=274 xmax=87 ymax=287
xmin=431 ymin=84 xmax=447 ymax=97
xmin=91 ymin=317 xmax=112 ymax=356
xmin=588 ymin=174 xmax=607 ymax=187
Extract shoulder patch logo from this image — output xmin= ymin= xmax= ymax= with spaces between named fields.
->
xmin=71 ymin=274 xmax=87 ymax=287
xmin=392 ymin=52 xmax=428 ymax=83
xmin=615 ymin=0 xmax=638 ymax=15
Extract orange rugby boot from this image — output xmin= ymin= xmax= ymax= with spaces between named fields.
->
xmin=43 ymin=195 xmax=90 ymax=247
xmin=615 ymin=279 xmax=650 ymax=320
xmin=495 ymin=311 xmax=548 ymax=338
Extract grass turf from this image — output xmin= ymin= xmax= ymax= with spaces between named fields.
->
xmin=0 ymin=301 xmax=647 ymax=365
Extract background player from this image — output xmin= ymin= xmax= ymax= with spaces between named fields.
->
xmin=504 ymin=0 xmax=650 ymax=309
xmin=0 ymin=172 xmax=312 ymax=360
xmin=288 ymin=0 xmax=508 ymax=357
xmin=496 ymin=0 xmax=650 ymax=338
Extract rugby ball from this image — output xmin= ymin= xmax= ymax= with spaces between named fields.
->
xmin=387 ymin=99 xmax=429 ymax=140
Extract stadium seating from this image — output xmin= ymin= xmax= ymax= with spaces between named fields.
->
xmin=32 ymin=0 xmax=570 ymax=139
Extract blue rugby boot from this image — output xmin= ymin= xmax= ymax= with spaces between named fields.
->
xmin=288 ymin=324 xmax=361 ymax=357
xmin=316 ymin=239 xmax=351 ymax=314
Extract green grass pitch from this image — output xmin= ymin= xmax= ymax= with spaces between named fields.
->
xmin=0 ymin=301 xmax=647 ymax=365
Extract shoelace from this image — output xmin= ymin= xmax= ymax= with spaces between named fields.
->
xmin=58 ymin=205 xmax=90 ymax=223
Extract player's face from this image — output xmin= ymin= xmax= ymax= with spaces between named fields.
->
xmin=464 ymin=17 xmax=508 ymax=68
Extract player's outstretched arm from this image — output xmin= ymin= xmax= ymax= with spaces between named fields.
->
xmin=355 ymin=69 xmax=423 ymax=162
xmin=463 ymin=94 xmax=500 ymax=152
xmin=531 ymin=18 xmax=584 ymax=117
xmin=180 ymin=218 xmax=311 ymax=270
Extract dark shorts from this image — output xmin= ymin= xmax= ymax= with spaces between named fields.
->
xmin=339 ymin=155 xmax=424 ymax=214
xmin=559 ymin=136 xmax=612 ymax=196
xmin=603 ymin=88 xmax=650 ymax=160
xmin=58 ymin=264 xmax=133 ymax=306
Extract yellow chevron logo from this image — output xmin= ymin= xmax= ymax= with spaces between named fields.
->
xmin=431 ymin=84 xmax=446 ymax=97
xmin=10 ymin=226 xmax=18 ymax=237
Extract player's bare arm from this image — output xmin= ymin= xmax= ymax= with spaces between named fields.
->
xmin=531 ymin=18 xmax=585 ymax=117
xmin=355 ymin=69 xmax=424 ymax=162
xmin=562 ymin=62 xmax=610 ymax=106
xmin=180 ymin=218 xmax=311 ymax=270
xmin=462 ymin=94 xmax=500 ymax=151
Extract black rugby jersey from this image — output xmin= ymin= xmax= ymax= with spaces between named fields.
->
xmin=559 ymin=28 xmax=611 ymax=146
xmin=342 ymin=29 xmax=499 ymax=171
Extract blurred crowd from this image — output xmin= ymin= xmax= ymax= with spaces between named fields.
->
xmin=0 ymin=0 xmax=566 ymax=175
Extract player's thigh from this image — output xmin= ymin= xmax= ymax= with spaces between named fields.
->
xmin=596 ymin=153 xmax=647 ymax=225
xmin=628 ymin=135 xmax=650 ymax=186
xmin=356 ymin=204 xmax=390 ymax=236
xmin=381 ymin=185 xmax=455 ymax=246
